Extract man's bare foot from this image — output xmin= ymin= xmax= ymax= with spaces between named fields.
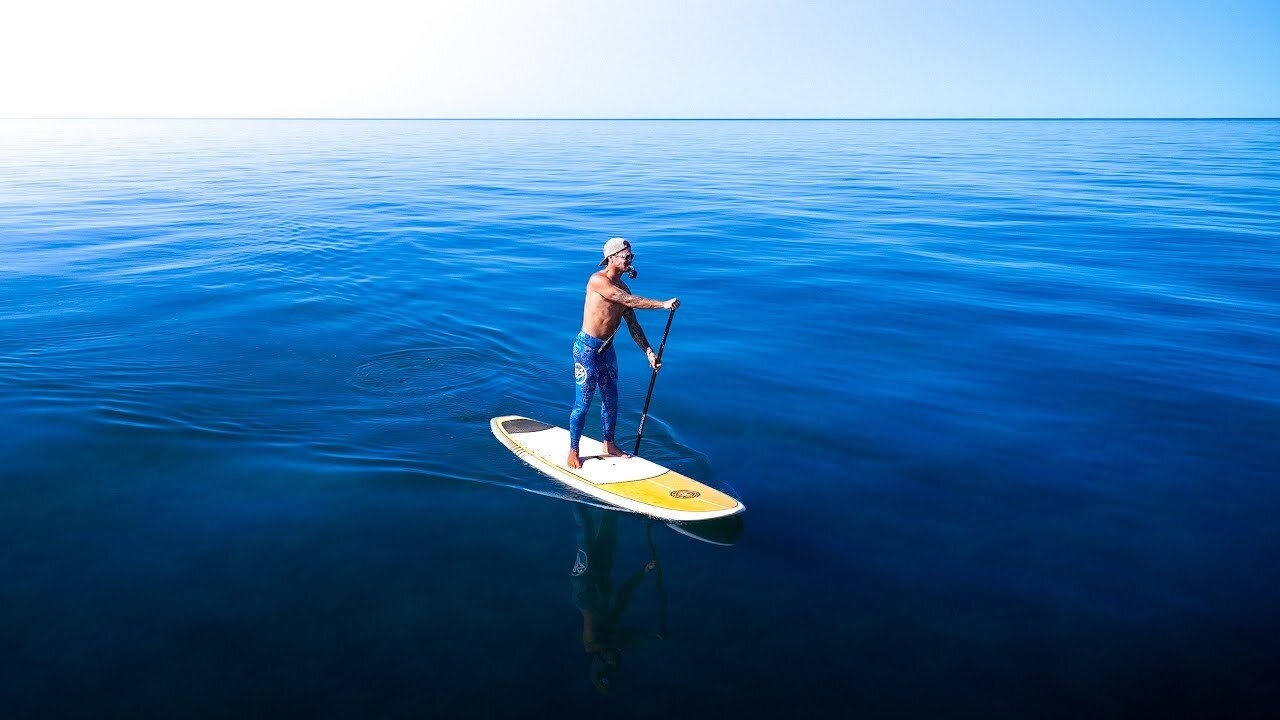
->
xmin=602 ymin=441 xmax=631 ymax=459
xmin=567 ymin=449 xmax=582 ymax=469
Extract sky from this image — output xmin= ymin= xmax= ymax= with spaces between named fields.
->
xmin=1 ymin=0 xmax=1277 ymax=118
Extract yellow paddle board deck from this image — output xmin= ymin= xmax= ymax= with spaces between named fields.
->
xmin=491 ymin=415 xmax=744 ymax=521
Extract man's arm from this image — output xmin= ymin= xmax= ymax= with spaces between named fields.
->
xmin=622 ymin=309 xmax=651 ymax=353
xmin=624 ymin=309 xmax=666 ymax=370
xmin=589 ymin=275 xmax=672 ymax=310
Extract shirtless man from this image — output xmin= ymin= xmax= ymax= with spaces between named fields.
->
xmin=567 ymin=237 xmax=679 ymax=469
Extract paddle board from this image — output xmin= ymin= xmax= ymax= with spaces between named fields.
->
xmin=491 ymin=415 xmax=745 ymax=522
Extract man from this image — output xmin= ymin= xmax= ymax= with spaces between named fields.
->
xmin=568 ymin=237 xmax=679 ymax=470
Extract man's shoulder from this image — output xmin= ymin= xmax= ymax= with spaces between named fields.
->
xmin=587 ymin=271 xmax=620 ymax=289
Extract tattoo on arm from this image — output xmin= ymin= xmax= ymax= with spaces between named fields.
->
xmin=609 ymin=288 xmax=640 ymax=306
xmin=604 ymin=285 xmax=662 ymax=309
xmin=624 ymin=309 xmax=650 ymax=351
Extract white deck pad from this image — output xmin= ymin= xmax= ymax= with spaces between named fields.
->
xmin=505 ymin=425 xmax=668 ymax=484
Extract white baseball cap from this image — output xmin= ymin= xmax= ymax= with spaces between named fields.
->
xmin=598 ymin=237 xmax=631 ymax=266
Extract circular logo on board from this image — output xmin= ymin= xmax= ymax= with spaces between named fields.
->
xmin=671 ymin=489 xmax=701 ymax=499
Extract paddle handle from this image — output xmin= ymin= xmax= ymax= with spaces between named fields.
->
xmin=634 ymin=305 xmax=677 ymax=456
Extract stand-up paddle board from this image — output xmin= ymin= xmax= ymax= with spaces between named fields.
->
xmin=491 ymin=415 xmax=745 ymax=522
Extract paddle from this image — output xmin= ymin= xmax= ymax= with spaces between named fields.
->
xmin=633 ymin=305 xmax=677 ymax=456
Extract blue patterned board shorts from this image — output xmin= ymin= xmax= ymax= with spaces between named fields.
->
xmin=569 ymin=331 xmax=619 ymax=452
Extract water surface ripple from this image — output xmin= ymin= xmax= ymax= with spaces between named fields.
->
xmin=1 ymin=120 xmax=1278 ymax=718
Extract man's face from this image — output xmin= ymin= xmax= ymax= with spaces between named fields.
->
xmin=612 ymin=247 xmax=634 ymax=269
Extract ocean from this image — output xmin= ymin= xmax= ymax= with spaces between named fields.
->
xmin=2 ymin=119 xmax=1278 ymax=718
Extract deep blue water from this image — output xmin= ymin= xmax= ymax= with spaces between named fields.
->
xmin=2 ymin=119 xmax=1278 ymax=718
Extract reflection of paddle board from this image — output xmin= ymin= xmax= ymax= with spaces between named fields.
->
xmin=666 ymin=514 xmax=745 ymax=546
xmin=491 ymin=415 xmax=745 ymax=522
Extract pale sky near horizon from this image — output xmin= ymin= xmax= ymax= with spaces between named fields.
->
xmin=2 ymin=0 xmax=1277 ymax=118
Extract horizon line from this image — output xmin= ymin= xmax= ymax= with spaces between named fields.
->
xmin=4 ymin=116 xmax=1279 ymax=122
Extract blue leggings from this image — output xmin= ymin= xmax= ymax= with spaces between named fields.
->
xmin=569 ymin=331 xmax=619 ymax=452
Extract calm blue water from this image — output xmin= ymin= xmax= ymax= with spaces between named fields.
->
xmin=2 ymin=119 xmax=1278 ymax=718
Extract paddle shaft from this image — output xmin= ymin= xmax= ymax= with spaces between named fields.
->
xmin=634 ymin=306 xmax=676 ymax=456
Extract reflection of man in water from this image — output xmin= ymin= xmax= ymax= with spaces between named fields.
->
xmin=570 ymin=505 xmax=664 ymax=695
